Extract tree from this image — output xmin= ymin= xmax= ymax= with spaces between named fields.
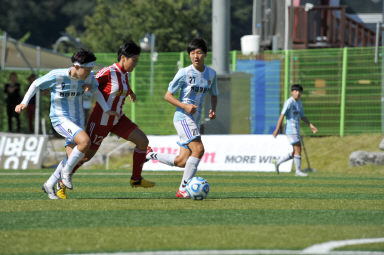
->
xmin=0 ymin=0 xmax=96 ymax=49
xmin=80 ymin=0 xmax=211 ymax=52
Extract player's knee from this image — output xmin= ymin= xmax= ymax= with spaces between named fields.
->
xmin=193 ymin=145 xmax=205 ymax=159
xmin=136 ymin=136 xmax=149 ymax=150
xmin=77 ymin=138 xmax=91 ymax=152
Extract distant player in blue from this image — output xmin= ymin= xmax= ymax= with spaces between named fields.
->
xmin=15 ymin=48 xmax=117 ymax=199
xmin=272 ymin=84 xmax=317 ymax=177
xmin=146 ymin=38 xmax=218 ymax=198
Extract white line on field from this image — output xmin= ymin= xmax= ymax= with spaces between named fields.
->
xmin=65 ymin=249 xmax=384 ymax=255
xmin=302 ymin=237 xmax=384 ymax=254
xmin=65 ymin=250 xmax=298 ymax=255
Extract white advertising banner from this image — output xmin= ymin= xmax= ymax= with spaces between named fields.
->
xmin=144 ymin=135 xmax=293 ymax=172
xmin=0 ymin=132 xmax=48 ymax=170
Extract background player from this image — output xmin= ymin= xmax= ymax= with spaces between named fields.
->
xmin=272 ymin=84 xmax=318 ymax=177
xmin=146 ymin=38 xmax=218 ymax=198
xmin=15 ymin=48 xmax=117 ymax=199
xmin=55 ymin=41 xmax=155 ymax=199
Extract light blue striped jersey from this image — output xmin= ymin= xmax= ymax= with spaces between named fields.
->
xmin=33 ymin=68 xmax=99 ymax=127
xmin=168 ymin=64 xmax=218 ymax=125
xmin=281 ymin=97 xmax=305 ymax=135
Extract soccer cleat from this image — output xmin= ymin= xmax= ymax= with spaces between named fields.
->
xmin=144 ymin=146 xmax=155 ymax=162
xmin=61 ymin=173 xmax=73 ymax=189
xmin=295 ymin=170 xmax=308 ymax=177
xmin=130 ymin=178 xmax=156 ymax=188
xmin=42 ymin=182 xmax=59 ymax=200
xmin=56 ymin=180 xmax=67 ymax=199
xmin=176 ymin=189 xmax=190 ymax=198
xmin=272 ymin=159 xmax=279 ymax=174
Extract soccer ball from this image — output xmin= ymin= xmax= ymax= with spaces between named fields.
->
xmin=186 ymin=176 xmax=210 ymax=200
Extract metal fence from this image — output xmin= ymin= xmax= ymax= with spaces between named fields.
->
xmin=1 ymin=47 xmax=381 ymax=136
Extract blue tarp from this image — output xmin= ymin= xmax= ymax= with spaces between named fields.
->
xmin=236 ymin=59 xmax=281 ymax=134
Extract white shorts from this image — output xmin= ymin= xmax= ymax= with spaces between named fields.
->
xmin=174 ymin=117 xmax=200 ymax=149
xmin=53 ymin=119 xmax=84 ymax=146
xmin=286 ymin=134 xmax=301 ymax=145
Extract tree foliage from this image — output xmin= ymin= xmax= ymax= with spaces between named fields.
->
xmin=0 ymin=0 xmax=252 ymax=52
xmin=80 ymin=0 xmax=211 ymax=52
xmin=0 ymin=0 xmax=96 ymax=48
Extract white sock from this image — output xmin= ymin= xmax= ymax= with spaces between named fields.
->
xmin=151 ymin=152 xmax=176 ymax=166
xmin=277 ymin=153 xmax=293 ymax=166
xmin=46 ymin=159 xmax=66 ymax=187
xmin=62 ymin=146 xmax=84 ymax=175
xmin=179 ymin=156 xmax=200 ymax=191
xmin=294 ymin=155 xmax=302 ymax=172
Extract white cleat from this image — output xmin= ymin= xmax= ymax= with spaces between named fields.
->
xmin=61 ymin=173 xmax=73 ymax=189
xmin=42 ymin=182 xmax=59 ymax=200
xmin=295 ymin=170 xmax=308 ymax=177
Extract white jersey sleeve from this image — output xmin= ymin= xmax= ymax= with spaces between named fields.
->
xmin=20 ymin=71 xmax=57 ymax=105
xmin=168 ymin=68 xmax=186 ymax=94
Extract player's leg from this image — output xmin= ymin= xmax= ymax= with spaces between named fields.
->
xmin=54 ymin=120 xmax=90 ymax=189
xmin=55 ymin=147 xmax=99 ymax=199
xmin=174 ymin=118 xmax=203 ymax=198
xmin=178 ymin=138 xmax=204 ymax=192
xmin=275 ymin=134 xmax=298 ymax=171
xmin=146 ymin=117 xmax=198 ymax=167
xmin=293 ymin=142 xmax=307 ymax=177
xmin=42 ymin=121 xmax=84 ymax=199
xmin=112 ymin=115 xmax=155 ymax=188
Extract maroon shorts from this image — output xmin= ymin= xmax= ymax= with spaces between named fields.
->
xmin=86 ymin=112 xmax=137 ymax=150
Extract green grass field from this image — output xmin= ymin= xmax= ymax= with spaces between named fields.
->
xmin=1 ymin=168 xmax=383 ymax=255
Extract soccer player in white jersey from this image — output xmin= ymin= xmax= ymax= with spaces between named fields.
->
xmin=54 ymin=41 xmax=156 ymax=199
xmin=272 ymin=84 xmax=318 ymax=177
xmin=15 ymin=48 xmax=117 ymax=199
xmin=146 ymin=38 xmax=218 ymax=198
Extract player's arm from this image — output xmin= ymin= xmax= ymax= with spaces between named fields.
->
xmin=273 ymin=114 xmax=285 ymax=137
xmin=301 ymin=116 xmax=318 ymax=134
xmin=164 ymin=91 xmax=197 ymax=114
xmin=15 ymin=83 xmax=38 ymax=113
xmin=209 ymin=95 xmax=217 ymax=119
xmin=127 ymin=80 xmax=136 ymax=102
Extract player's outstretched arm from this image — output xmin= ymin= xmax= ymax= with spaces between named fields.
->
xmin=273 ymin=114 xmax=285 ymax=137
xmin=15 ymin=83 xmax=39 ymax=114
xmin=15 ymin=104 xmax=27 ymax=114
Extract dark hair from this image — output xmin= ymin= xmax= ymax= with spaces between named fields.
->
xmin=291 ymin=84 xmax=303 ymax=92
xmin=71 ymin=48 xmax=96 ymax=64
xmin=187 ymin=38 xmax=208 ymax=54
xmin=118 ymin=41 xmax=141 ymax=61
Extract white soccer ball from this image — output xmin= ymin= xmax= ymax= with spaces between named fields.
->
xmin=186 ymin=176 xmax=210 ymax=200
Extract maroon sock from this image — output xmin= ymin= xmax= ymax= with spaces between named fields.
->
xmin=132 ymin=148 xmax=146 ymax=180
xmin=72 ymin=163 xmax=82 ymax=174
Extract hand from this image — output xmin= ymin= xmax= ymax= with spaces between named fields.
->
xmin=208 ymin=109 xmax=216 ymax=120
xmin=82 ymin=84 xmax=92 ymax=92
xmin=184 ymin=104 xmax=197 ymax=114
xmin=15 ymin=104 xmax=27 ymax=114
xmin=105 ymin=110 xmax=120 ymax=118
xmin=128 ymin=93 xmax=136 ymax=102
xmin=272 ymin=129 xmax=279 ymax=138
xmin=310 ymin=124 xmax=318 ymax=134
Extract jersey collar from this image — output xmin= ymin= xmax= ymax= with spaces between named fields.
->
xmin=114 ymin=62 xmax=127 ymax=74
